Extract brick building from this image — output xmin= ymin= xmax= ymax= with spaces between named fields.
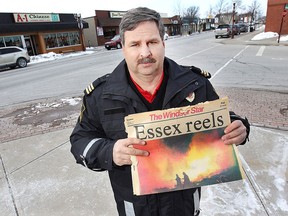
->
xmin=265 ymin=0 xmax=288 ymax=34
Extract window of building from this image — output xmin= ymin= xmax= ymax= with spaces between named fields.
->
xmin=69 ymin=32 xmax=80 ymax=45
xmin=44 ymin=32 xmax=80 ymax=49
xmin=0 ymin=36 xmax=23 ymax=48
xmin=44 ymin=33 xmax=57 ymax=48
xmin=0 ymin=37 xmax=4 ymax=47
xmin=103 ymin=28 xmax=117 ymax=39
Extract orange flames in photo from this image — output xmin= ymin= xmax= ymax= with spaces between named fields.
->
xmin=135 ymin=129 xmax=239 ymax=195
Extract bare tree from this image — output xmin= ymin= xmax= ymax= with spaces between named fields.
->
xmin=182 ymin=6 xmax=200 ymax=33
xmin=184 ymin=6 xmax=200 ymax=18
xmin=214 ymin=0 xmax=229 ymax=16
xmin=174 ymin=0 xmax=185 ymax=17
xmin=248 ymin=0 xmax=261 ymax=22
xmin=205 ymin=5 xmax=214 ymax=18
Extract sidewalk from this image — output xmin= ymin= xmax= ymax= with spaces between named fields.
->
xmin=1 ymin=126 xmax=287 ymax=215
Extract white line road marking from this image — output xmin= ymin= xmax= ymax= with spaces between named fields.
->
xmin=176 ymin=44 xmax=221 ymax=61
xmin=256 ymin=46 xmax=266 ymax=56
xmin=211 ymin=45 xmax=250 ymax=80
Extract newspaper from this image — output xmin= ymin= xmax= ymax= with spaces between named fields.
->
xmin=124 ymin=97 xmax=244 ymax=196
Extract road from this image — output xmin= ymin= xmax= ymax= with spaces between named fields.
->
xmin=0 ymin=31 xmax=287 ymax=107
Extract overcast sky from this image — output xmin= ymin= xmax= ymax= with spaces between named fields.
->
xmin=1 ymin=0 xmax=267 ymax=18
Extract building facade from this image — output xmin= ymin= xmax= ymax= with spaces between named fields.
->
xmin=265 ymin=0 xmax=288 ymax=34
xmin=161 ymin=16 xmax=182 ymax=36
xmin=0 ymin=12 xmax=88 ymax=55
xmin=83 ymin=10 xmax=182 ymax=47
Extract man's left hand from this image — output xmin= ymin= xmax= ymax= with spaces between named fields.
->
xmin=222 ymin=120 xmax=247 ymax=145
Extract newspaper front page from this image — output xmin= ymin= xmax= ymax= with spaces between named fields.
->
xmin=124 ymin=97 xmax=244 ymax=196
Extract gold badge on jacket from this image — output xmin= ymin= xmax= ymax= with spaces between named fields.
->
xmin=186 ymin=92 xmax=195 ymax=102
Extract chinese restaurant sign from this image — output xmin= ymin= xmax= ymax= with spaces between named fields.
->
xmin=13 ymin=13 xmax=60 ymax=23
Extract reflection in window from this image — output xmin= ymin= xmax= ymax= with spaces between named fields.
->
xmin=103 ymin=28 xmax=116 ymax=39
xmin=0 ymin=37 xmax=4 ymax=47
xmin=0 ymin=36 xmax=23 ymax=47
xmin=44 ymin=33 xmax=57 ymax=48
xmin=44 ymin=32 xmax=79 ymax=49
xmin=69 ymin=32 xmax=80 ymax=45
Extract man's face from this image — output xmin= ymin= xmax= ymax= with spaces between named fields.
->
xmin=122 ymin=21 xmax=165 ymax=78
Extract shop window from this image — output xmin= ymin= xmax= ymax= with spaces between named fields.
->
xmin=62 ymin=33 xmax=70 ymax=46
xmin=1 ymin=36 xmax=23 ymax=47
xmin=44 ymin=32 xmax=79 ymax=49
xmin=0 ymin=37 xmax=4 ymax=47
xmin=103 ymin=28 xmax=117 ymax=39
xmin=57 ymin=34 xmax=64 ymax=46
xmin=69 ymin=32 xmax=80 ymax=45
xmin=44 ymin=34 xmax=57 ymax=48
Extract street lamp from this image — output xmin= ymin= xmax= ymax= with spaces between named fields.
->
xmin=231 ymin=1 xmax=236 ymax=39
xmin=74 ymin=13 xmax=86 ymax=51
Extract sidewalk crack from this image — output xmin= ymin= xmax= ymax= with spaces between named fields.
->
xmin=10 ymin=140 xmax=69 ymax=175
xmin=0 ymin=154 xmax=19 ymax=216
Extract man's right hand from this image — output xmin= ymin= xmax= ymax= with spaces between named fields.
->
xmin=113 ymin=138 xmax=149 ymax=166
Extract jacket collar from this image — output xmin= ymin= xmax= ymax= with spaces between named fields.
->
xmin=102 ymin=57 xmax=201 ymax=105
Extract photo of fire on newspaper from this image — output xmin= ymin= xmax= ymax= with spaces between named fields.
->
xmin=124 ymin=97 xmax=244 ymax=196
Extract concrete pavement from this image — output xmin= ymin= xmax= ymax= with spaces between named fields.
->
xmin=1 ymin=29 xmax=288 ymax=215
xmin=1 ymin=126 xmax=287 ymax=215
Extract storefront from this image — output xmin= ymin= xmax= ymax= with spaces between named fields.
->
xmin=83 ymin=10 xmax=123 ymax=47
xmin=161 ymin=16 xmax=182 ymax=36
xmin=0 ymin=12 xmax=88 ymax=55
xmin=83 ymin=10 xmax=182 ymax=47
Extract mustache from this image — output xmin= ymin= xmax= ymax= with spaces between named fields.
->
xmin=137 ymin=58 xmax=156 ymax=64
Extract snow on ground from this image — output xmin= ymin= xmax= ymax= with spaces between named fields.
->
xmin=251 ymin=31 xmax=288 ymax=42
xmin=27 ymin=32 xmax=288 ymax=66
xmin=29 ymin=47 xmax=97 ymax=65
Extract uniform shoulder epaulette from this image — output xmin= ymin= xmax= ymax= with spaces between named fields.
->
xmin=181 ymin=65 xmax=211 ymax=79
xmin=84 ymin=74 xmax=110 ymax=95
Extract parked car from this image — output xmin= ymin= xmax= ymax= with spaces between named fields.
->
xmin=104 ymin=35 xmax=122 ymax=50
xmin=237 ymin=23 xmax=248 ymax=32
xmin=234 ymin=24 xmax=241 ymax=35
xmin=0 ymin=46 xmax=30 ymax=69
xmin=214 ymin=24 xmax=231 ymax=38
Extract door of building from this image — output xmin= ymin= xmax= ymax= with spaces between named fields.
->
xmin=24 ymin=36 xmax=36 ymax=56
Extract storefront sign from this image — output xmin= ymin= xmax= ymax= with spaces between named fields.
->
xmin=97 ymin=27 xmax=104 ymax=36
xmin=110 ymin=11 xmax=126 ymax=18
xmin=13 ymin=13 xmax=60 ymax=23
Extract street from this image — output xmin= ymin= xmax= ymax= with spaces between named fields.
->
xmin=0 ymin=31 xmax=287 ymax=107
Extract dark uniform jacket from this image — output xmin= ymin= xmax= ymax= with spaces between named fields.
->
xmin=70 ymin=57 xmax=249 ymax=216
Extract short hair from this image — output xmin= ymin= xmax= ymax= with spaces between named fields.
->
xmin=119 ymin=7 xmax=165 ymax=45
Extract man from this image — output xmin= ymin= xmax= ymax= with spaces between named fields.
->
xmin=70 ymin=7 xmax=250 ymax=216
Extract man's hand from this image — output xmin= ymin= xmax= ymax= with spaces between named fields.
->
xmin=222 ymin=120 xmax=247 ymax=145
xmin=113 ymin=138 xmax=149 ymax=166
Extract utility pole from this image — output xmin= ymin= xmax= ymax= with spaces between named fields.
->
xmin=74 ymin=14 xmax=86 ymax=51
xmin=231 ymin=1 xmax=236 ymax=39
